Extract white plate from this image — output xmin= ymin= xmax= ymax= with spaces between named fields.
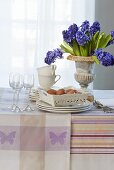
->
xmin=36 ymin=103 xmax=90 ymax=111
xmin=29 ymin=92 xmax=39 ymax=102
xmin=36 ymin=100 xmax=92 ymax=113
xmin=30 ymin=98 xmax=36 ymax=102
xmin=37 ymin=105 xmax=91 ymax=113
xmin=29 ymin=96 xmax=38 ymax=102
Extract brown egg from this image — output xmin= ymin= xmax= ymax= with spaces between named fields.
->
xmin=87 ymin=95 xmax=94 ymax=102
xmin=66 ymin=89 xmax=79 ymax=94
xmin=47 ymin=89 xmax=57 ymax=95
xmin=72 ymin=89 xmax=78 ymax=93
xmin=56 ymin=89 xmax=65 ymax=95
xmin=65 ymin=89 xmax=73 ymax=93
xmin=66 ymin=89 xmax=77 ymax=94
xmin=77 ymin=91 xmax=81 ymax=94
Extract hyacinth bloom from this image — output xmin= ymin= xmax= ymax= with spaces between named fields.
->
xmin=68 ymin=23 xmax=78 ymax=40
xmin=45 ymin=49 xmax=63 ymax=65
xmin=80 ymin=20 xmax=90 ymax=33
xmin=107 ymin=30 xmax=114 ymax=46
xmin=62 ymin=30 xmax=71 ymax=44
xmin=76 ymin=31 xmax=90 ymax=46
xmin=44 ymin=20 xmax=114 ymax=66
xmin=95 ymin=49 xmax=114 ymax=66
xmin=90 ymin=21 xmax=100 ymax=36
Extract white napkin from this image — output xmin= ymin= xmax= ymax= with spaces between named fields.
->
xmin=98 ymin=98 xmax=114 ymax=107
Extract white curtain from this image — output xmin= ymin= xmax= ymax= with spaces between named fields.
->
xmin=0 ymin=0 xmax=95 ymax=88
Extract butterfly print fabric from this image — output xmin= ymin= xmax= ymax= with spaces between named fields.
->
xmin=49 ymin=131 xmax=67 ymax=145
xmin=0 ymin=131 xmax=16 ymax=144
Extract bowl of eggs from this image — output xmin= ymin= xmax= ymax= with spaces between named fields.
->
xmin=38 ymin=87 xmax=90 ymax=107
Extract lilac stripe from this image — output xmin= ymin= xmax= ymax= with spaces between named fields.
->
xmin=71 ymin=137 xmax=114 ymax=140
xmin=71 ymin=134 xmax=114 ymax=137
xmin=71 ymin=148 xmax=114 ymax=153
xmin=71 ymin=151 xmax=114 ymax=154
xmin=72 ymin=132 xmax=114 ymax=135
xmin=72 ymin=113 xmax=114 ymax=116
xmin=72 ymin=120 xmax=114 ymax=124
xmin=71 ymin=147 xmax=114 ymax=149
xmin=0 ymin=126 xmax=70 ymax=151
xmin=71 ymin=150 xmax=114 ymax=152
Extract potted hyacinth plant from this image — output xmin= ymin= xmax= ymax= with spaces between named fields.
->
xmin=44 ymin=21 xmax=114 ymax=90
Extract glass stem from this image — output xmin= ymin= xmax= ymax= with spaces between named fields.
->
xmin=16 ymin=90 xmax=20 ymax=107
xmin=13 ymin=89 xmax=16 ymax=106
xmin=27 ymin=88 xmax=31 ymax=105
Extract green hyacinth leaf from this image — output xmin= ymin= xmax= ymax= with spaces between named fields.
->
xmin=90 ymin=32 xmax=100 ymax=52
xmin=79 ymin=45 xmax=88 ymax=56
xmin=79 ymin=46 xmax=84 ymax=56
xmin=85 ymin=42 xmax=89 ymax=56
xmin=62 ymin=41 xmax=74 ymax=54
xmin=96 ymin=32 xmax=105 ymax=49
xmin=92 ymin=55 xmax=100 ymax=64
xmin=72 ymin=40 xmax=81 ymax=56
xmin=96 ymin=32 xmax=112 ymax=49
xmin=93 ymin=31 xmax=100 ymax=42
xmin=63 ymin=41 xmax=73 ymax=51
xmin=98 ymin=33 xmax=106 ymax=48
xmin=88 ymin=43 xmax=92 ymax=56
xmin=101 ymin=34 xmax=112 ymax=47
xmin=60 ymin=44 xmax=74 ymax=55
xmin=90 ymin=40 xmax=95 ymax=53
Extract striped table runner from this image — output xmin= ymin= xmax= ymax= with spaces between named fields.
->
xmin=71 ymin=111 xmax=114 ymax=154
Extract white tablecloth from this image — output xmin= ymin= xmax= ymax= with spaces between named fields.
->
xmin=0 ymin=88 xmax=71 ymax=170
xmin=0 ymin=88 xmax=114 ymax=170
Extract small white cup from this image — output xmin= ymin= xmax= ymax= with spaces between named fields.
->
xmin=37 ymin=65 xmax=57 ymax=76
xmin=38 ymin=74 xmax=61 ymax=90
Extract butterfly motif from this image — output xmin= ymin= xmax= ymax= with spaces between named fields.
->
xmin=0 ymin=131 xmax=16 ymax=144
xmin=49 ymin=131 xmax=67 ymax=145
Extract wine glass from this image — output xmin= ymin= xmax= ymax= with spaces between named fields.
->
xmin=9 ymin=73 xmax=24 ymax=112
xmin=9 ymin=73 xmax=16 ymax=111
xmin=23 ymin=74 xmax=34 ymax=111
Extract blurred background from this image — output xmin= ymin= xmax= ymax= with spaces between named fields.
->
xmin=0 ymin=0 xmax=114 ymax=89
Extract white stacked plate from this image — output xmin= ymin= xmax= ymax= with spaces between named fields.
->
xmin=29 ymin=88 xmax=39 ymax=102
xmin=36 ymin=100 xmax=92 ymax=113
